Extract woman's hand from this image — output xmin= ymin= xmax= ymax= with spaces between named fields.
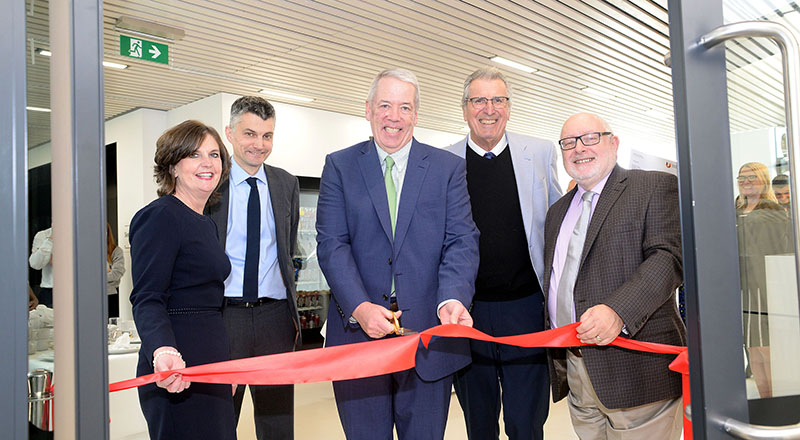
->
xmin=27 ymin=287 xmax=39 ymax=311
xmin=153 ymin=346 xmax=191 ymax=393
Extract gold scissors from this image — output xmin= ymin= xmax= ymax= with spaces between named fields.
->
xmin=389 ymin=311 xmax=418 ymax=336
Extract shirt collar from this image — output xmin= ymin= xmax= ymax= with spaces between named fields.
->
xmin=230 ymin=158 xmax=266 ymax=186
xmin=375 ymin=138 xmax=412 ymax=171
xmin=467 ymin=133 xmax=508 ymax=157
xmin=576 ymin=168 xmax=613 ymax=199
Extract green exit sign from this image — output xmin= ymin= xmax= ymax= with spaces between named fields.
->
xmin=119 ymin=35 xmax=169 ymax=65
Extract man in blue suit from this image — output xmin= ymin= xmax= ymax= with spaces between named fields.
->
xmin=316 ymin=68 xmax=480 ymax=440
xmin=445 ymin=67 xmax=562 ymax=440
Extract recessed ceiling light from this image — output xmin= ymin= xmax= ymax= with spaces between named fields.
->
xmin=258 ymin=89 xmax=314 ymax=103
xmin=490 ymin=56 xmax=537 ymax=73
xmin=102 ymin=61 xmax=129 ymax=70
xmin=26 ymin=106 xmax=51 ymax=112
xmin=36 ymin=49 xmax=128 ymax=69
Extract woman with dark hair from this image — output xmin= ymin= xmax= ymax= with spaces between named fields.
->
xmin=106 ymin=223 xmax=125 ymax=318
xmin=735 ymin=161 xmax=792 ymax=398
xmin=129 ymin=120 xmax=236 ymax=439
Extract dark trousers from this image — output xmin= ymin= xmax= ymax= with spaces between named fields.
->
xmin=454 ymin=292 xmax=550 ymax=440
xmin=223 ymin=299 xmax=296 ymax=440
xmin=37 ymin=287 xmax=52 ymax=308
xmin=107 ymin=292 xmax=119 ymax=318
xmin=333 ymin=368 xmax=453 ymax=440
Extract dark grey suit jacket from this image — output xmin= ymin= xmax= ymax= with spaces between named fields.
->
xmin=543 ymin=165 xmax=686 ymax=409
xmin=205 ymin=163 xmax=301 ymax=344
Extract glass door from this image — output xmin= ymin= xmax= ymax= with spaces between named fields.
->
xmin=1 ymin=0 xmax=109 ymax=437
xmin=669 ymin=0 xmax=800 ymax=437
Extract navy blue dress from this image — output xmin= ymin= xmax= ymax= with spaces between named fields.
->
xmin=130 ymin=195 xmax=236 ymax=440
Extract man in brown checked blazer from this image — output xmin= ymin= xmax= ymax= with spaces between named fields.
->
xmin=543 ymin=112 xmax=686 ymax=439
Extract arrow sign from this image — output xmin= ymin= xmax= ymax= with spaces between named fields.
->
xmin=148 ymin=45 xmax=161 ymax=59
xmin=120 ymin=35 xmax=169 ymax=65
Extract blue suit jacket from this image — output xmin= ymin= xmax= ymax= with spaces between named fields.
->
xmin=316 ymin=138 xmax=480 ymax=380
xmin=445 ymin=131 xmax=562 ymax=287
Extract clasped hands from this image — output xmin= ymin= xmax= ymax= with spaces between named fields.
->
xmin=352 ymin=300 xmax=472 ymax=339
xmin=575 ymin=304 xmax=624 ymax=346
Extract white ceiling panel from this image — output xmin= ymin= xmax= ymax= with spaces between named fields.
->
xmin=23 ymin=0 xmax=798 ymax=156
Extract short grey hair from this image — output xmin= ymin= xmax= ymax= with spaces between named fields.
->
xmin=230 ymin=96 xmax=276 ymax=128
xmin=366 ymin=68 xmax=420 ymax=113
xmin=462 ymin=66 xmax=513 ymax=107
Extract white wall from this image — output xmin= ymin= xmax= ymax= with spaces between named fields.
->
xmin=731 ymin=127 xmax=781 ymax=172
xmin=28 ymin=142 xmax=52 ymax=169
xmin=106 ymin=93 xmax=463 ymax=317
xmin=105 ymin=108 xmax=168 ymax=320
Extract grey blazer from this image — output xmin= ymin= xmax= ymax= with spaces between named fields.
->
xmin=445 ymin=131 xmax=562 ymax=288
xmin=205 ymin=163 xmax=301 ymax=343
xmin=543 ymin=165 xmax=686 ymax=409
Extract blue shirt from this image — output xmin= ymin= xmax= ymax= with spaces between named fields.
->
xmin=223 ymin=160 xmax=285 ymax=299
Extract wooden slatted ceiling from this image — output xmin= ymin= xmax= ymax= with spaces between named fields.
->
xmin=23 ymin=0 xmax=798 ymax=155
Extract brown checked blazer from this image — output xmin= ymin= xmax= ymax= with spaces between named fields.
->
xmin=543 ymin=165 xmax=686 ymax=409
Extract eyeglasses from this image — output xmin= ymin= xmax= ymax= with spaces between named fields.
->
xmin=466 ymin=96 xmax=510 ymax=109
xmin=558 ymin=132 xmax=613 ymax=150
xmin=736 ymin=175 xmax=759 ymax=183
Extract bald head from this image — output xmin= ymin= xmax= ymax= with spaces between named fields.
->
xmin=559 ymin=112 xmax=619 ymax=191
xmin=560 ymin=113 xmax=612 ymax=139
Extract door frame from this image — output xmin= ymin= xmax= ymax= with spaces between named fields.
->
xmin=0 ymin=0 xmax=32 ymax=436
xmin=669 ymin=0 xmax=800 ymax=437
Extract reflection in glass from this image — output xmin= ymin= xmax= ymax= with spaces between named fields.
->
xmin=735 ymin=162 xmax=792 ymax=398
xmin=723 ymin=0 xmax=800 ymax=402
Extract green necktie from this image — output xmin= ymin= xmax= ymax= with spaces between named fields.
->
xmin=384 ymin=156 xmax=397 ymax=297
xmin=384 ymin=156 xmax=397 ymax=235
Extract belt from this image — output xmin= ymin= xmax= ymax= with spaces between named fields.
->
xmin=167 ymin=307 xmax=221 ymax=315
xmin=568 ymin=347 xmax=582 ymax=357
xmin=225 ymin=297 xmax=283 ymax=308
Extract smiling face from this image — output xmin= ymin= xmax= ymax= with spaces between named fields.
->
xmin=173 ymin=134 xmax=223 ymax=202
xmin=366 ymin=76 xmax=418 ymax=153
xmin=560 ymin=113 xmax=619 ymax=191
xmin=774 ymin=185 xmax=790 ymax=206
xmin=226 ymin=112 xmax=275 ymax=175
xmin=737 ymin=167 xmax=765 ymax=200
xmin=463 ymin=78 xmax=510 ymax=151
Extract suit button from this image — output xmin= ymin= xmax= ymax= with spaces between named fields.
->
xmin=388 ymin=258 xmax=392 ymax=265
xmin=382 ymin=294 xmax=389 ymax=301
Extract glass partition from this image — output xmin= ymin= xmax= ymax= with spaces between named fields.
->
xmin=724 ymin=0 xmax=800 ymax=401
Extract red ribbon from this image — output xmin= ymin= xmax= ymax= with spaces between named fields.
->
xmin=110 ymin=323 xmax=691 ymax=438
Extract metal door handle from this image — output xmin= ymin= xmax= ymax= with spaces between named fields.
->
xmin=698 ymin=20 xmax=800 ymax=439
xmin=721 ymin=418 xmax=800 ymax=439
xmin=700 ymin=20 xmax=800 ymax=274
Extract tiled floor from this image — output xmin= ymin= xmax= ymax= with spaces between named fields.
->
xmin=236 ymin=382 xmax=580 ymax=439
